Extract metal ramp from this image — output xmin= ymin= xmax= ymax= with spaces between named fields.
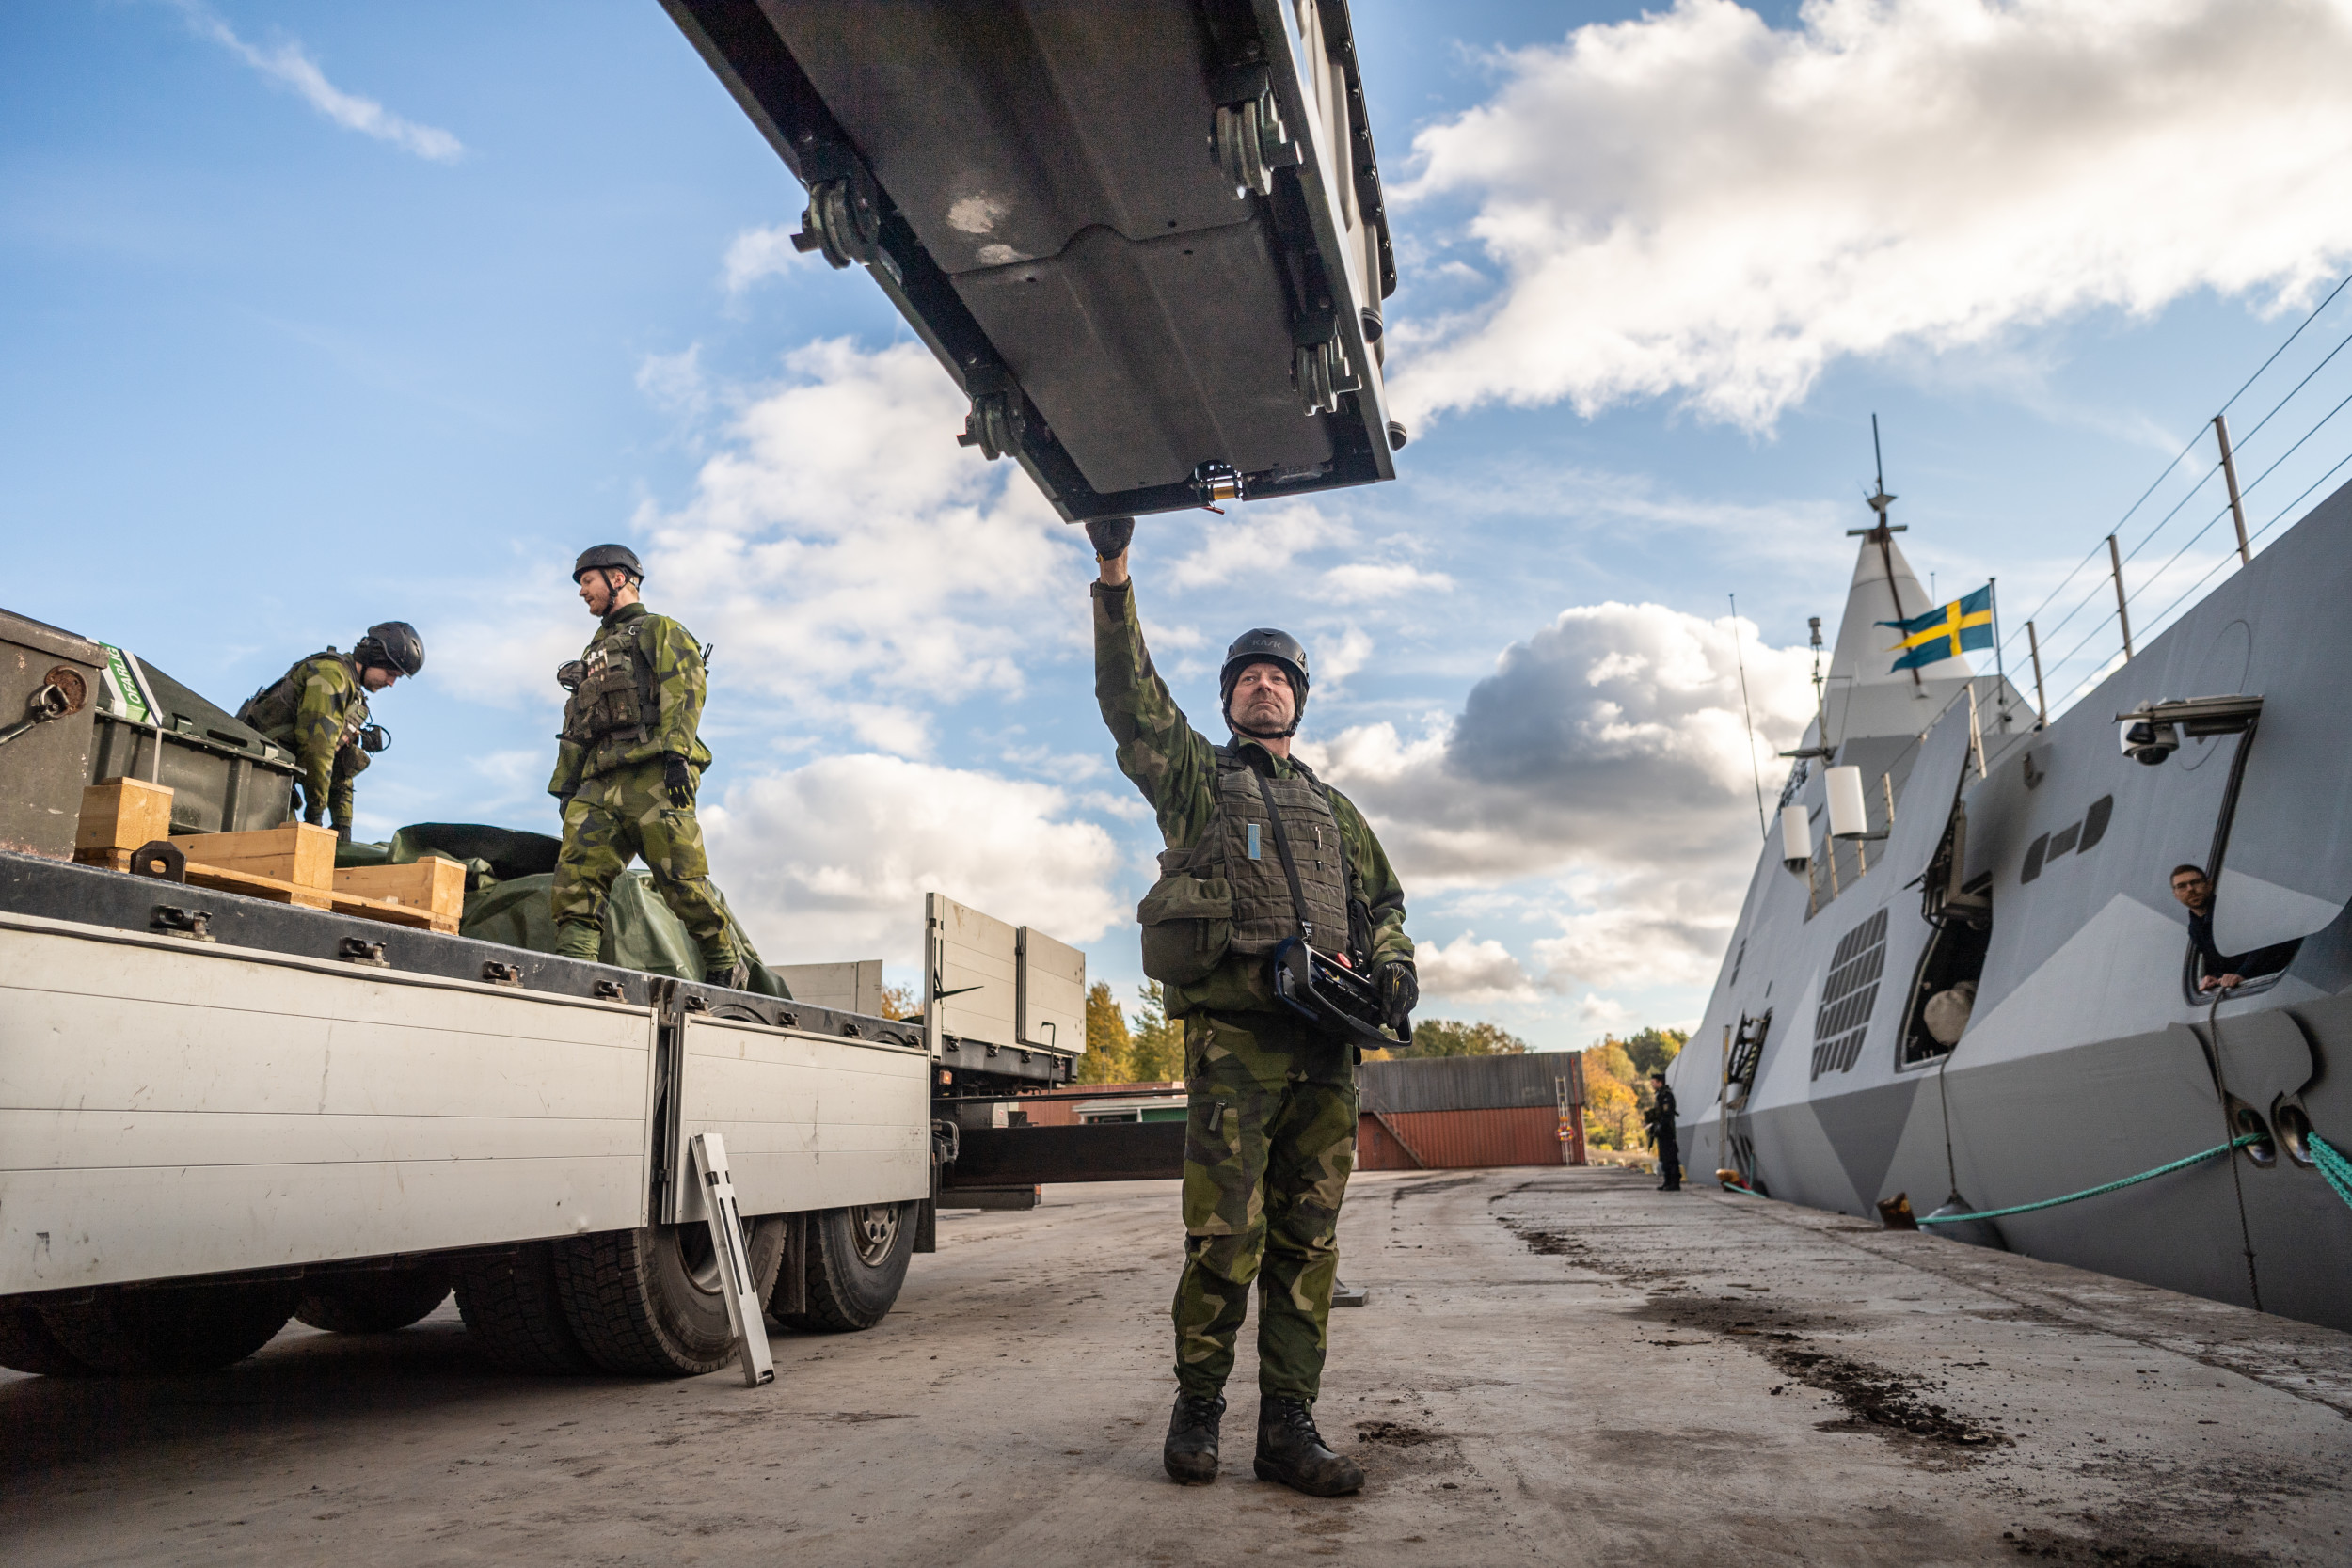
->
xmin=662 ymin=0 xmax=1403 ymax=522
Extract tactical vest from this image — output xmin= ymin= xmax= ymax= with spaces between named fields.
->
xmin=237 ymin=650 xmax=366 ymax=748
xmin=1136 ymin=746 xmax=1353 ymax=987
xmin=561 ymin=616 xmax=661 ymax=748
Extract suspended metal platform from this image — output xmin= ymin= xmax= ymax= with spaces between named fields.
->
xmin=662 ymin=0 xmax=1403 ymax=521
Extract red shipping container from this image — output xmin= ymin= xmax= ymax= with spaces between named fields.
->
xmin=1355 ymin=1105 xmax=1565 ymax=1171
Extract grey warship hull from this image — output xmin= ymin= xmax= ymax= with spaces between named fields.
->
xmin=1672 ymin=480 xmax=2352 ymax=1332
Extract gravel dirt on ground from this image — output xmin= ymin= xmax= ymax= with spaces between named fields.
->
xmin=4 ymin=1168 xmax=2347 ymax=1566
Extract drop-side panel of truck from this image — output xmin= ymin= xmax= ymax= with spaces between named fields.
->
xmin=670 ymin=1015 xmax=930 ymax=1224
xmin=0 ymin=912 xmax=660 ymax=1295
xmin=1 ymin=907 xmax=938 ymax=1299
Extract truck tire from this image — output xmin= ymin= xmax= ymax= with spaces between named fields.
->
xmin=551 ymin=1225 xmax=739 ymax=1377
xmin=0 ymin=1300 xmax=95 ymax=1376
xmin=294 ymin=1267 xmax=453 ymax=1334
xmin=453 ymin=1243 xmax=596 ymax=1374
xmin=776 ymin=1203 xmax=916 ymax=1333
xmin=35 ymin=1281 xmax=296 ymax=1373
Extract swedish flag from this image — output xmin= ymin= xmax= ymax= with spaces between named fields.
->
xmin=1881 ymin=583 xmax=1994 ymax=673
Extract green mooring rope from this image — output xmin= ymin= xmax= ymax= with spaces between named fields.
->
xmin=2312 ymin=1132 xmax=2352 ymax=1212
xmin=1915 ymin=1134 xmax=2260 ymax=1226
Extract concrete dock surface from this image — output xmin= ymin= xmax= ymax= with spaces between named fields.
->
xmin=5 ymin=1166 xmax=2347 ymax=1566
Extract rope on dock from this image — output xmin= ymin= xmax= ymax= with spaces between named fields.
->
xmin=2312 ymin=1132 xmax=2352 ymax=1212
xmin=1915 ymin=1135 xmax=2260 ymax=1227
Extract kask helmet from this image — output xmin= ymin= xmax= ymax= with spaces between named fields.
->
xmin=1220 ymin=627 xmax=1310 ymax=736
xmin=572 ymin=544 xmax=644 ymax=584
xmin=354 ymin=621 xmax=425 ymax=678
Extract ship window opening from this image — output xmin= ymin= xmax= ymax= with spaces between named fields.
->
xmin=1730 ymin=938 xmax=1746 ymax=986
xmin=2021 ymin=833 xmax=2050 ymax=883
xmin=1901 ymin=917 xmax=1990 ymax=1069
xmin=2046 ymin=822 xmax=2080 ymax=859
xmin=2077 ymin=795 xmax=2114 ymax=853
xmin=1811 ymin=908 xmax=1888 ymax=1079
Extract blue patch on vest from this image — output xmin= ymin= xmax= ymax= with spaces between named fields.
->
xmin=1247 ymin=822 xmax=1262 ymax=861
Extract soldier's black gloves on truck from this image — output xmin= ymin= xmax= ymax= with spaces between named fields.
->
xmin=1376 ymin=961 xmax=1417 ymax=1039
xmin=1084 ymin=516 xmax=1135 ymax=560
xmin=662 ymin=754 xmax=693 ymax=809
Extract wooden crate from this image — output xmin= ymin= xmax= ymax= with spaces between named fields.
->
xmin=168 ymin=824 xmax=336 ymax=892
xmin=76 ymin=779 xmax=175 ymax=870
xmin=333 ymin=858 xmax=466 ymax=935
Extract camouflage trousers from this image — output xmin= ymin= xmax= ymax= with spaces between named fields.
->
xmin=549 ymin=761 xmax=734 ymax=960
xmin=1172 ymin=1008 xmax=1358 ymax=1402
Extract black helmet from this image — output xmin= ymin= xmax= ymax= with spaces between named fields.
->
xmin=572 ymin=544 xmax=644 ymax=583
xmin=1220 ymin=627 xmax=1310 ymax=736
xmin=354 ymin=620 xmax=425 ymax=678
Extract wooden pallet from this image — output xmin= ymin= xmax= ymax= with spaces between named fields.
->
xmin=84 ymin=799 xmax=466 ymax=935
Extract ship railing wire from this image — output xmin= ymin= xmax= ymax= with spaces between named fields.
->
xmin=1992 ymin=271 xmax=2352 ymax=721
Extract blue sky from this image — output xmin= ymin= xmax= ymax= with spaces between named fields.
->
xmin=8 ymin=1 xmax=2352 ymax=1048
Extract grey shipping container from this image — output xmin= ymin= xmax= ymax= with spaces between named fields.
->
xmin=1359 ymin=1052 xmax=1585 ymax=1116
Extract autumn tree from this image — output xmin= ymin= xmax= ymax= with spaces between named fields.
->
xmin=1079 ymin=981 xmax=1135 ymax=1085
xmin=1127 ymin=981 xmax=1185 ymax=1083
xmin=1621 ymin=1025 xmax=1687 ymax=1078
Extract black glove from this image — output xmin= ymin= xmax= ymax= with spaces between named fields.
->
xmin=662 ymin=754 xmax=694 ymax=809
xmin=1376 ymin=961 xmax=1418 ymax=1037
xmin=1084 ymin=516 xmax=1135 ymax=560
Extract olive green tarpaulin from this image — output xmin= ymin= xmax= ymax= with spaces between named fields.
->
xmin=340 ymin=822 xmax=792 ymax=998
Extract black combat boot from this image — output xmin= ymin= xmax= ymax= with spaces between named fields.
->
xmin=1253 ymin=1396 xmax=1363 ymax=1497
xmin=1163 ymin=1390 xmax=1225 ymax=1483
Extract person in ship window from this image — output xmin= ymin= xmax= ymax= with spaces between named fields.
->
xmin=2169 ymin=865 xmax=2297 ymax=992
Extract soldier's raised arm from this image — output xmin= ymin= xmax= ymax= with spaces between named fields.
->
xmin=1088 ymin=518 xmax=1216 ymax=848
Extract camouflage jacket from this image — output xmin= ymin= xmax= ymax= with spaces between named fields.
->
xmin=548 ymin=603 xmax=713 ymax=796
xmin=240 ymin=649 xmax=370 ymax=826
xmin=1093 ymin=580 xmax=1411 ymax=1017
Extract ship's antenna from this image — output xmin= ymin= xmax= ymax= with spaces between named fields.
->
xmin=1729 ymin=594 xmax=1767 ymax=840
xmin=1848 ymin=414 xmax=1921 ymax=687
xmin=1808 ymin=614 xmax=1826 ymax=747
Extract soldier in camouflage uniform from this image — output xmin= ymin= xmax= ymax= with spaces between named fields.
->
xmin=238 ymin=621 xmax=424 ymax=842
xmin=548 ymin=545 xmax=743 ymax=985
xmin=1087 ymin=517 xmax=1417 ymax=1497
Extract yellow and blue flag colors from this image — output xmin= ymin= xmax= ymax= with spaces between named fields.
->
xmin=1881 ymin=583 xmax=1994 ymax=672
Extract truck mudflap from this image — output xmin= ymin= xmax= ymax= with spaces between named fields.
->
xmin=663 ymin=0 xmax=1402 ymax=522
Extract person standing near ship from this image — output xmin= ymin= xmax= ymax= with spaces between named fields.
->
xmin=1646 ymin=1070 xmax=1682 ymax=1191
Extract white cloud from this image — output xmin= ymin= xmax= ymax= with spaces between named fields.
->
xmin=1413 ymin=932 xmax=1538 ymax=1004
xmin=636 ymin=345 xmax=709 ymax=418
xmin=1317 ymin=626 xmax=1375 ymax=689
xmin=633 ymin=338 xmax=1083 ymax=749
xmin=1321 ymin=562 xmax=1454 ymax=603
xmin=1316 ymin=603 xmax=1814 ymax=986
xmin=1321 ymin=601 xmax=1813 ymax=883
xmin=1167 ymin=503 xmax=1346 ymax=589
xmin=1574 ymin=993 xmax=1634 ymax=1035
xmin=171 ymin=1 xmax=463 ymax=162
xmin=723 ymin=225 xmax=804 ymax=294
xmin=704 ymin=754 xmax=1123 ymax=965
xmin=1391 ymin=0 xmax=2352 ymax=429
